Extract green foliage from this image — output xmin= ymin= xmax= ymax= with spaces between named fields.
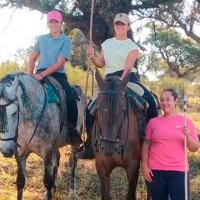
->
xmin=66 ymin=65 xmax=102 ymax=99
xmin=144 ymin=27 xmax=200 ymax=80
xmin=142 ymin=76 xmax=185 ymax=97
xmin=70 ymin=29 xmax=88 ymax=70
xmin=0 ymin=60 xmax=26 ymax=78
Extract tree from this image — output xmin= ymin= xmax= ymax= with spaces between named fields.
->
xmin=142 ymin=27 xmax=200 ymax=81
xmin=70 ymin=29 xmax=88 ymax=70
xmin=1 ymin=0 xmax=184 ymax=48
xmin=2 ymin=0 xmax=200 ymax=78
xmin=0 ymin=61 xmax=26 ymax=78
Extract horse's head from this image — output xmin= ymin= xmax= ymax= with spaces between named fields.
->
xmin=94 ymin=69 xmax=130 ymax=156
xmin=0 ymin=76 xmax=19 ymax=157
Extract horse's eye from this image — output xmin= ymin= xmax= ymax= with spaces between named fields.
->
xmin=12 ymin=112 xmax=17 ymax=117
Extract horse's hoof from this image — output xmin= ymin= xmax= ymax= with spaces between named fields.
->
xmin=44 ymin=192 xmax=48 ymax=200
xmin=43 ymin=191 xmax=54 ymax=200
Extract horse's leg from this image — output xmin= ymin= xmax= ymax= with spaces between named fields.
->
xmin=96 ymin=161 xmax=112 ymax=200
xmin=15 ymin=156 xmax=27 ymax=200
xmin=68 ymin=145 xmax=80 ymax=200
xmin=125 ymin=160 xmax=140 ymax=200
xmin=43 ymin=149 xmax=60 ymax=200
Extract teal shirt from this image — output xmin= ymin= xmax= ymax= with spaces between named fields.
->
xmin=33 ymin=33 xmax=72 ymax=73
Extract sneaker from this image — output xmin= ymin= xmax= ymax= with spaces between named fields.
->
xmin=76 ymin=144 xmax=94 ymax=159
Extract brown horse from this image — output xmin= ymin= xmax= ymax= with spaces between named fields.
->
xmin=91 ymin=69 xmax=142 ymax=200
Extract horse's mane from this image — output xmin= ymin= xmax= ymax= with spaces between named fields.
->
xmin=1 ymin=73 xmax=46 ymax=119
xmin=104 ymin=76 xmax=122 ymax=125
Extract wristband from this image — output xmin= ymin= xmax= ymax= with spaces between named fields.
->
xmin=40 ymin=73 xmax=44 ymax=78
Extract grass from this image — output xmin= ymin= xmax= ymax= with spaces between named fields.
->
xmin=0 ymin=150 xmax=200 ymax=200
xmin=0 ymin=105 xmax=200 ymax=200
xmin=0 ymin=151 xmax=147 ymax=200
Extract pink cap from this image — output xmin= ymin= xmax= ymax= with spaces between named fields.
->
xmin=47 ymin=11 xmax=62 ymax=22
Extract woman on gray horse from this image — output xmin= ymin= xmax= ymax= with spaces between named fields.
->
xmin=28 ymin=10 xmax=81 ymax=145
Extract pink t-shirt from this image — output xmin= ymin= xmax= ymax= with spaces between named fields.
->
xmin=145 ymin=115 xmax=199 ymax=171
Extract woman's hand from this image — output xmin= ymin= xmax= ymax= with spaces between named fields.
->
xmin=86 ymin=45 xmax=95 ymax=61
xmin=183 ymin=126 xmax=190 ymax=139
xmin=142 ymin=165 xmax=153 ymax=183
xmin=34 ymin=73 xmax=44 ymax=81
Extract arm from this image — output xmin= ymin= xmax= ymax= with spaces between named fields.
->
xmin=91 ymin=50 xmax=105 ymax=68
xmin=121 ymin=50 xmax=138 ymax=79
xmin=184 ymin=126 xmax=200 ymax=152
xmin=86 ymin=45 xmax=105 ymax=68
xmin=187 ymin=136 xmax=199 ymax=152
xmin=28 ymin=54 xmax=66 ymax=81
xmin=39 ymin=56 xmax=66 ymax=77
xmin=141 ymin=140 xmax=153 ymax=182
xmin=27 ymin=51 xmax=39 ymax=75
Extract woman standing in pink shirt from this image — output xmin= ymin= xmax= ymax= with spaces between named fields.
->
xmin=142 ymin=88 xmax=199 ymax=200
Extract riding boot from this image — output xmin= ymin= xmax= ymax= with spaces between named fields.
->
xmin=65 ymin=86 xmax=83 ymax=146
xmin=75 ymin=134 xmax=94 ymax=159
xmin=67 ymin=122 xmax=82 ymax=146
xmin=76 ymin=106 xmax=95 ymax=159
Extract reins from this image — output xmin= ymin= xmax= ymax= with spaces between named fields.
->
xmin=0 ymin=76 xmax=47 ymax=157
xmin=95 ymin=86 xmax=130 ymax=158
xmin=19 ymin=83 xmax=47 ymax=158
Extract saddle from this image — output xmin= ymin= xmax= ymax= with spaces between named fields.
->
xmin=43 ymin=76 xmax=82 ymax=105
xmin=42 ymin=76 xmax=67 ymax=121
xmin=88 ymin=82 xmax=148 ymax=138
xmin=42 ymin=76 xmax=82 ymax=135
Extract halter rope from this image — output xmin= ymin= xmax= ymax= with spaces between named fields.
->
xmin=184 ymin=93 xmax=188 ymax=200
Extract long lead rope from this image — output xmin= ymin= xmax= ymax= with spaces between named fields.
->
xmin=184 ymin=93 xmax=188 ymax=200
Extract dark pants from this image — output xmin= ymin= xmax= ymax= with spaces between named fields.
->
xmin=106 ymin=71 xmax=158 ymax=123
xmin=37 ymin=71 xmax=78 ymax=127
xmin=146 ymin=170 xmax=190 ymax=200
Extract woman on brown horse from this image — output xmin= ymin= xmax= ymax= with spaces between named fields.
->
xmin=76 ymin=13 xmax=158 ymax=159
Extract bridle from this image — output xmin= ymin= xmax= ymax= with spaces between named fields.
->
xmin=95 ymin=88 xmax=130 ymax=156
xmin=0 ymin=80 xmax=47 ymax=154
xmin=0 ymin=96 xmax=19 ymax=142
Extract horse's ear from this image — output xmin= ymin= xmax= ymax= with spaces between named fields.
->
xmin=120 ymin=70 xmax=131 ymax=90
xmin=10 ymin=76 xmax=19 ymax=92
xmin=95 ymin=68 xmax=104 ymax=89
xmin=0 ymin=84 xmax=3 ymax=98
xmin=6 ymin=76 xmax=19 ymax=98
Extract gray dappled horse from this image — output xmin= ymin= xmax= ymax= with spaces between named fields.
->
xmin=0 ymin=73 xmax=84 ymax=200
xmin=91 ymin=69 xmax=144 ymax=200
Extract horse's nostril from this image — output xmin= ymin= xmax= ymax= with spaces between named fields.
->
xmin=2 ymin=149 xmax=14 ymax=158
xmin=0 ymin=148 xmax=14 ymax=158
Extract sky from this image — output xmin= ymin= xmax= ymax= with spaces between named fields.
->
xmin=0 ymin=8 xmax=48 ymax=62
